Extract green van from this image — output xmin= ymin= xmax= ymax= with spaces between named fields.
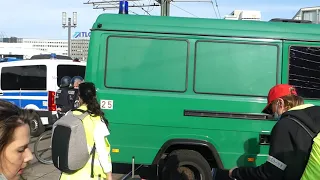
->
xmin=86 ymin=14 xmax=320 ymax=179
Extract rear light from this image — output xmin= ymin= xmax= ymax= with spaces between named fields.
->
xmin=48 ymin=91 xmax=57 ymax=111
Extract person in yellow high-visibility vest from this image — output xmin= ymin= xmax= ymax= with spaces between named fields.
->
xmin=60 ymin=82 xmax=112 ymax=180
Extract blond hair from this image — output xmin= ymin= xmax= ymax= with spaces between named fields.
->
xmin=281 ymin=95 xmax=304 ymax=110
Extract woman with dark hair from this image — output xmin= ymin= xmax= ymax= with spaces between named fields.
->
xmin=0 ymin=100 xmax=37 ymax=180
xmin=60 ymin=82 xmax=112 ymax=180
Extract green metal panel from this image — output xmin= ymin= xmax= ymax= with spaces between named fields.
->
xmin=92 ymin=14 xmax=320 ymax=42
xmin=105 ymin=36 xmax=188 ymax=92
xmin=195 ymin=41 xmax=278 ymax=96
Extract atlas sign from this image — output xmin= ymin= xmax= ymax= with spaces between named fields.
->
xmin=73 ymin=32 xmax=91 ymax=39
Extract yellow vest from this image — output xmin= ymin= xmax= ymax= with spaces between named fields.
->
xmin=60 ymin=105 xmax=112 ymax=180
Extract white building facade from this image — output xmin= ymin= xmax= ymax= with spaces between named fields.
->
xmin=23 ymin=39 xmax=68 ymax=56
xmin=293 ymin=6 xmax=320 ymax=24
xmin=0 ymin=31 xmax=91 ymax=61
xmin=0 ymin=38 xmax=68 ymax=59
xmin=71 ymin=39 xmax=89 ymax=61
xmin=71 ymin=31 xmax=90 ymax=61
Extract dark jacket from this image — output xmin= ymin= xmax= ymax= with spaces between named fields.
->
xmin=231 ymin=104 xmax=320 ymax=180
xmin=56 ymin=87 xmax=72 ymax=113
xmin=68 ymin=88 xmax=80 ymax=109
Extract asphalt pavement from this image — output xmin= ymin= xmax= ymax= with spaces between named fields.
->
xmin=23 ymin=132 xmax=128 ymax=180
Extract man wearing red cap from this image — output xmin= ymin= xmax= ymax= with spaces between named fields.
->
xmin=226 ymin=84 xmax=320 ymax=180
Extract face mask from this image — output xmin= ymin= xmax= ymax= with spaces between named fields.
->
xmin=274 ymin=102 xmax=281 ymax=120
xmin=274 ymin=112 xmax=280 ymax=120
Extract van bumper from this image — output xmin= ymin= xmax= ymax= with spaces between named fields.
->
xmin=36 ymin=110 xmax=58 ymax=125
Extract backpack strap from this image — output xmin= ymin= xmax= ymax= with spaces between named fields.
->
xmin=72 ymin=108 xmax=87 ymax=113
xmin=90 ymin=143 xmax=96 ymax=178
xmin=72 ymin=108 xmax=89 ymax=120
xmin=287 ymin=115 xmax=316 ymax=138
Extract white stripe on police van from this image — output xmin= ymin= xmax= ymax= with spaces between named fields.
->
xmin=0 ymin=96 xmax=47 ymax=100
xmin=267 ymin=156 xmax=287 ymax=171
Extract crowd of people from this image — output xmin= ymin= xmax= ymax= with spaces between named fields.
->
xmin=0 ymin=77 xmax=113 ymax=180
xmin=0 ymin=82 xmax=319 ymax=180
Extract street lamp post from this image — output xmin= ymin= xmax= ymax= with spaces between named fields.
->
xmin=62 ymin=12 xmax=77 ymax=57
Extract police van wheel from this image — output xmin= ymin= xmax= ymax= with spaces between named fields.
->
xmin=161 ymin=150 xmax=212 ymax=180
xmin=30 ymin=118 xmax=45 ymax=137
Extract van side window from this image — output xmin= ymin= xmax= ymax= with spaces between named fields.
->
xmin=1 ymin=65 xmax=47 ymax=90
xmin=194 ymin=41 xmax=278 ymax=97
xmin=289 ymin=46 xmax=320 ymax=99
xmin=105 ymin=36 xmax=188 ymax=92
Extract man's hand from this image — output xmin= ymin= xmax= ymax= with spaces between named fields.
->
xmin=107 ymin=172 xmax=112 ymax=180
xmin=57 ymin=108 xmax=62 ymax=111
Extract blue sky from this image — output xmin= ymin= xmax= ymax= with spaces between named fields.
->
xmin=0 ymin=0 xmax=319 ymax=39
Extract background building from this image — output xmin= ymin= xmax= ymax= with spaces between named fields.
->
xmin=224 ymin=10 xmax=261 ymax=21
xmin=293 ymin=6 xmax=320 ymax=23
xmin=0 ymin=38 xmax=68 ymax=59
xmin=23 ymin=38 xmax=68 ymax=56
xmin=0 ymin=36 xmax=90 ymax=60
xmin=71 ymin=39 xmax=89 ymax=61
xmin=0 ymin=37 xmax=23 ymax=43
xmin=0 ymin=43 xmax=41 ymax=59
xmin=0 ymin=36 xmax=93 ymax=60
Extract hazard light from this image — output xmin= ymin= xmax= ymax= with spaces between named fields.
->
xmin=119 ymin=0 xmax=128 ymax=14
xmin=50 ymin=53 xmax=57 ymax=59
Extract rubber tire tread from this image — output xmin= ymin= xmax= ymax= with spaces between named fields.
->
xmin=31 ymin=118 xmax=45 ymax=137
xmin=161 ymin=149 xmax=212 ymax=180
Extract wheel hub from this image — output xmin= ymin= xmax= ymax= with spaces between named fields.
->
xmin=177 ymin=166 xmax=195 ymax=180
xmin=30 ymin=119 xmax=38 ymax=132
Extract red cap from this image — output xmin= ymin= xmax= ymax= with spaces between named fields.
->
xmin=262 ymin=84 xmax=297 ymax=114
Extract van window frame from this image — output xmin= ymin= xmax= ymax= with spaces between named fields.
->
xmin=104 ymin=35 xmax=190 ymax=93
xmin=193 ymin=39 xmax=280 ymax=97
xmin=1 ymin=65 xmax=47 ymax=91
xmin=288 ymin=45 xmax=320 ymax=99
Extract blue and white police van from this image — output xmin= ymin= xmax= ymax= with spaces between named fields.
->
xmin=0 ymin=54 xmax=86 ymax=136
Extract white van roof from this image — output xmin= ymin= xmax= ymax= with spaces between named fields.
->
xmin=0 ymin=59 xmax=86 ymax=67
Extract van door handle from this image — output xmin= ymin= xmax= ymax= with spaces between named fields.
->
xmin=0 ymin=92 xmax=3 ymax=96
xmin=259 ymin=131 xmax=271 ymax=145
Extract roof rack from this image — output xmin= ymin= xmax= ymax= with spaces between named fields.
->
xmin=269 ymin=18 xmax=312 ymax=24
xmin=30 ymin=54 xmax=73 ymax=60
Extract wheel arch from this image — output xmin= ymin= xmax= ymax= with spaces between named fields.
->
xmin=152 ymin=139 xmax=224 ymax=169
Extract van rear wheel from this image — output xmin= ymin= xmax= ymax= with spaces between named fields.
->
xmin=161 ymin=150 xmax=212 ymax=180
xmin=30 ymin=118 xmax=45 ymax=137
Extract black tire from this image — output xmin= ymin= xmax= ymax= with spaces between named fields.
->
xmin=161 ymin=150 xmax=212 ymax=180
xmin=34 ymin=130 xmax=53 ymax=165
xmin=30 ymin=117 xmax=45 ymax=137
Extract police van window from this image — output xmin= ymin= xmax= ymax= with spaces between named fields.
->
xmin=289 ymin=46 xmax=320 ymax=99
xmin=1 ymin=65 xmax=47 ymax=90
xmin=57 ymin=65 xmax=85 ymax=87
